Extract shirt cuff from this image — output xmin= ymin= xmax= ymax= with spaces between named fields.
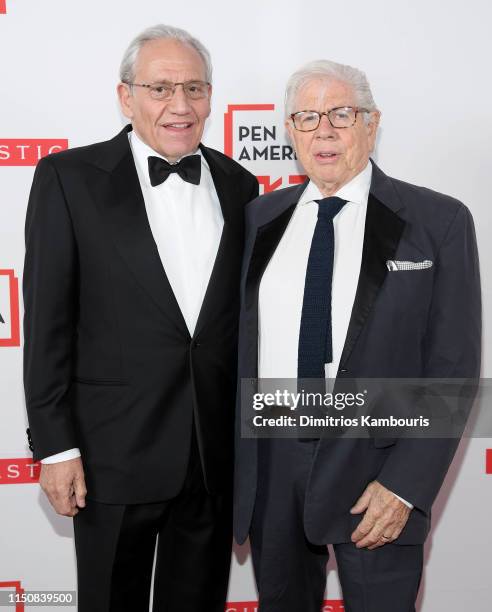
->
xmin=393 ymin=492 xmax=414 ymax=509
xmin=40 ymin=448 xmax=81 ymax=464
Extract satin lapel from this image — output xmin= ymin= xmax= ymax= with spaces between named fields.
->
xmin=92 ymin=146 xmax=190 ymax=336
xmin=192 ymin=147 xmax=239 ymax=338
xmin=199 ymin=145 xmax=235 ymax=226
xmin=339 ymin=192 xmax=406 ymax=368
xmin=245 ymin=204 xmax=298 ymax=309
xmin=244 ymin=203 xmax=297 ymax=376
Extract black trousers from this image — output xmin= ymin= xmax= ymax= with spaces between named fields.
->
xmin=250 ymin=438 xmax=423 ymax=612
xmin=73 ymin=434 xmax=232 ymax=612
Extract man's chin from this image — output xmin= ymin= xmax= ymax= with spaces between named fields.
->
xmin=313 ymin=171 xmax=341 ymax=187
xmin=156 ymin=142 xmax=200 ymax=161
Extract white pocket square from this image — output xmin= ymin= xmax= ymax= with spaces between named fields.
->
xmin=386 ymin=259 xmax=433 ymax=271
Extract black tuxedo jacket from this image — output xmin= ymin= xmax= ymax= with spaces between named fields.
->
xmin=234 ymin=160 xmax=481 ymax=545
xmin=23 ymin=125 xmax=259 ymax=504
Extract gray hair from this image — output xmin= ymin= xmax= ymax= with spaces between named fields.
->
xmin=119 ymin=24 xmax=212 ymax=84
xmin=285 ymin=60 xmax=378 ymax=122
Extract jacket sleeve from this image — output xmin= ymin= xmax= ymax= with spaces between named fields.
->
xmin=377 ymin=203 xmax=481 ymax=513
xmin=23 ymin=156 xmax=79 ymax=461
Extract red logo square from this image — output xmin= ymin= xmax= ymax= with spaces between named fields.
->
xmin=0 ymin=269 xmax=20 ymax=347
xmin=486 ymin=449 xmax=492 ymax=474
xmin=223 ymin=104 xmax=306 ymax=194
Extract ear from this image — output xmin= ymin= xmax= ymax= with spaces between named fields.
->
xmin=366 ymin=111 xmax=381 ymax=150
xmin=205 ymin=83 xmax=213 ymax=118
xmin=117 ymin=82 xmax=134 ymax=120
xmin=285 ymin=117 xmax=295 ymax=142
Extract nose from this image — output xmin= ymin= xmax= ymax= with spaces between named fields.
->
xmin=315 ymin=114 xmax=337 ymax=139
xmin=167 ymin=84 xmax=192 ymax=114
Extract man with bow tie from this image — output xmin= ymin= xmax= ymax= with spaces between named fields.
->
xmin=23 ymin=24 xmax=258 ymax=612
xmin=234 ymin=59 xmax=481 ymax=611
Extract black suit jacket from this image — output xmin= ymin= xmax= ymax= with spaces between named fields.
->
xmin=234 ymin=160 xmax=481 ymax=545
xmin=23 ymin=125 xmax=259 ymax=504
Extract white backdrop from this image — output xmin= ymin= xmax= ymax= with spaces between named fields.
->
xmin=1 ymin=1 xmax=491 ymax=610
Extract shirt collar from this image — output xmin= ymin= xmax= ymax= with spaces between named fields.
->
xmin=298 ymin=161 xmax=372 ymax=206
xmin=128 ymin=129 xmax=207 ymax=187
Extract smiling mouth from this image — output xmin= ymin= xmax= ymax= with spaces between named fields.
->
xmin=161 ymin=122 xmax=193 ymax=130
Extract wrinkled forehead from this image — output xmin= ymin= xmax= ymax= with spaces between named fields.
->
xmin=135 ymin=39 xmax=207 ymax=81
xmin=294 ymin=77 xmax=357 ymax=111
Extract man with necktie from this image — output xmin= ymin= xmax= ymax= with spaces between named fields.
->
xmin=23 ymin=24 xmax=258 ymax=612
xmin=234 ymin=60 xmax=481 ymax=611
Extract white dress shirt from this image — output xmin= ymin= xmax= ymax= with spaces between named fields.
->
xmin=41 ymin=130 xmax=223 ymax=464
xmin=259 ymin=163 xmax=371 ymax=380
xmin=257 ymin=162 xmax=412 ymax=509
xmin=130 ymin=131 xmax=223 ymax=335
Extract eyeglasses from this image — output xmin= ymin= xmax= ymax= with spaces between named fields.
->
xmin=124 ymin=80 xmax=211 ymax=101
xmin=290 ymin=107 xmax=370 ymax=131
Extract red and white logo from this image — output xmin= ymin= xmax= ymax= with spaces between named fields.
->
xmin=486 ymin=449 xmax=492 ymax=474
xmin=226 ymin=601 xmax=344 ymax=611
xmin=224 ymin=104 xmax=305 ymax=194
xmin=225 ymin=603 xmax=258 ymax=612
xmin=321 ymin=602 xmax=345 ymax=612
xmin=0 ymin=1 xmax=6 ymax=15
xmin=0 ymin=269 xmax=20 ymax=347
xmin=0 ymin=459 xmax=40 ymax=484
xmin=0 ymin=139 xmax=68 ymax=166
xmin=0 ymin=581 xmax=25 ymax=612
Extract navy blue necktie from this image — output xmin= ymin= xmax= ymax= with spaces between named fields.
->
xmin=298 ymin=196 xmax=347 ymax=379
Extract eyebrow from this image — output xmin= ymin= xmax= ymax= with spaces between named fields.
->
xmin=147 ymin=78 xmax=205 ymax=85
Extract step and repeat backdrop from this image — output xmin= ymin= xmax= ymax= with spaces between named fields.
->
xmin=1 ymin=1 xmax=491 ymax=610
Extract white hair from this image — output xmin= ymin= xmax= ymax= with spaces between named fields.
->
xmin=119 ymin=24 xmax=212 ymax=84
xmin=285 ymin=59 xmax=378 ymax=122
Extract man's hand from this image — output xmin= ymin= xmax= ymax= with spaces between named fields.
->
xmin=350 ymin=480 xmax=411 ymax=549
xmin=39 ymin=457 xmax=87 ymax=517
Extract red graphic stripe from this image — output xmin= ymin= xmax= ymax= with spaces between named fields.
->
xmin=257 ymin=175 xmax=283 ymax=193
xmin=0 ymin=459 xmax=40 ymax=484
xmin=0 ymin=269 xmax=20 ymax=347
xmin=0 ymin=139 xmax=68 ymax=166
xmin=225 ymin=602 xmax=344 ymax=611
xmin=289 ymin=174 xmax=307 ymax=184
xmin=0 ymin=0 xmax=6 ymax=14
xmin=486 ymin=449 xmax=492 ymax=474
xmin=0 ymin=581 xmax=25 ymax=612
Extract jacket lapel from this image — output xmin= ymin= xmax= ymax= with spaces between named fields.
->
xmin=339 ymin=162 xmax=406 ymax=368
xmin=192 ymin=145 xmax=241 ymax=338
xmin=245 ymin=203 xmax=297 ymax=313
xmin=87 ymin=126 xmax=190 ymax=336
xmin=243 ymin=185 xmax=304 ymax=376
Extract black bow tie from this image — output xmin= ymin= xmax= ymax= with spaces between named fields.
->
xmin=148 ymin=154 xmax=201 ymax=186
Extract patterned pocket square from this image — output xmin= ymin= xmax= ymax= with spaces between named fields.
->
xmin=386 ymin=259 xmax=433 ymax=271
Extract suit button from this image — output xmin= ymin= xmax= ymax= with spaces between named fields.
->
xmin=340 ymin=368 xmax=348 ymax=374
xmin=192 ymin=341 xmax=201 ymax=348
